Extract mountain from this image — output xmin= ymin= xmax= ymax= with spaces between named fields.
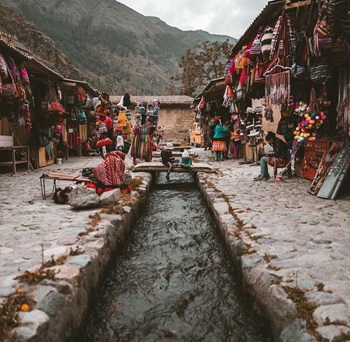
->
xmin=0 ymin=0 xmax=236 ymax=95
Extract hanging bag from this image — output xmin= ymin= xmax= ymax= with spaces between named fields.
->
xmin=309 ymin=57 xmax=333 ymax=83
xmin=331 ymin=36 xmax=350 ymax=65
xmin=43 ymin=81 xmax=65 ymax=115
xmin=250 ymin=27 xmax=264 ymax=56
xmin=313 ymin=1 xmax=341 ymax=54
xmin=1 ymin=61 xmax=18 ymax=100
xmin=261 ymin=26 xmax=273 ymax=57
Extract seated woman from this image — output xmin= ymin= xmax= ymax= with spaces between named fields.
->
xmin=179 ymin=149 xmax=192 ymax=167
xmin=92 ymin=150 xmax=126 ymax=194
xmin=254 ymin=131 xmax=289 ymax=181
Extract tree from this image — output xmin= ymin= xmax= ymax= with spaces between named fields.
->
xmin=176 ymin=40 xmax=232 ymax=97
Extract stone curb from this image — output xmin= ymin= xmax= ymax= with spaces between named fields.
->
xmin=9 ymin=173 xmax=152 ymax=342
xmin=196 ymin=173 xmax=318 ymax=342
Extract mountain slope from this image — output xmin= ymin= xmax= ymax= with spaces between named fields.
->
xmin=0 ymin=0 xmax=236 ymax=95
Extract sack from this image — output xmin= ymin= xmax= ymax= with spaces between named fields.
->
xmin=48 ymin=101 xmax=65 ymax=115
xmin=309 ymin=57 xmax=333 ymax=83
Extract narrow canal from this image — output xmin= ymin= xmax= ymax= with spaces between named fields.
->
xmin=83 ymin=174 xmax=272 ymax=341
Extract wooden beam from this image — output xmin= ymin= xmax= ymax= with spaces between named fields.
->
xmin=285 ymin=0 xmax=322 ymax=10
xmin=133 ymin=162 xmax=215 ymax=173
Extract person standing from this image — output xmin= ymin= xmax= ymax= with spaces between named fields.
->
xmin=131 ymin=122 xmax=156 ymax=165
xmin=202 ymin=120 xmax=211 ymax=150
xmin=211 ymin=118 xmax=230 ymax=161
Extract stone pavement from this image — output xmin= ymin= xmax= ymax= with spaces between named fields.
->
xmin=194 ymin=148 xmax=350 ymax=341
xmin=0 ymin=149 xmax=349 ymax=341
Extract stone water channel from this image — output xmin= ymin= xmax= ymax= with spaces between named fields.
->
xmin=82 ymin=174 xmax=273 ymax=341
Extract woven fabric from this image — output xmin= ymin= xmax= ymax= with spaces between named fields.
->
xmin=93 ymin=151 xmax=125 ymax=186
xmin=212 ymin=140 xmax=228 ymax=152
xmin=131 ymin=124 xmax=155 ymax=161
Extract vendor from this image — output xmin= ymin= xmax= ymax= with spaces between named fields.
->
xmin=254 ymin=131 xmax=289 ymax=181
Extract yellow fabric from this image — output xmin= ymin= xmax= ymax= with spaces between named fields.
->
xmin=79 ymin=124 xmax=87 ymax=142
xmin=122 ymin=120 xmax=132 ymax=134
xmin=61 ymin=124 xmax=68 ymax=144
xmin=117 ymin=110 xmax=127 ymax=127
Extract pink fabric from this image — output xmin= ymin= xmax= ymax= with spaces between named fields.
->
xmin=93 ymin=151 xmax=125 ymax=186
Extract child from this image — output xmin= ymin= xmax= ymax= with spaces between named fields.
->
xmin=179 ymin=149 xmax=192 ymax=168
xmin=161 ymin=142 xmax=178 ymax=180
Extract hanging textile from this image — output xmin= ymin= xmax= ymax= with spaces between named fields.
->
xmin=270 ymin=11 xmax=296 ymax=66
xmin=68 ymin=126 xmax=79 ymax=149
xmin=79 ymin=124 xmax=88 ymax=142
xmin=336 ymin=67 xmax=350 ymax=133
xmin=265 ymin=70 xmax=290 ymax=108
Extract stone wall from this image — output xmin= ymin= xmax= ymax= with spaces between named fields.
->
xmin=130 ymin=105 xmax=194 ymax=143
xmin=158 ymin=106 xmax=194 ymax=142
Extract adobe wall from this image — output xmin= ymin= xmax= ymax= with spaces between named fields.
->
xmin=158 ymin=106 xmax=194 ymax=142
xmin=130 ymin=105 xmax=194 ymax=143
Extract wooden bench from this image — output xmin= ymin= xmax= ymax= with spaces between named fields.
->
xmin=152 ymin=150 xmax=197 ymax=158
xmin=0 ymin=135 xmax=29 ymax=174
xmin=132 ymin=162 xmax=214 ymax=174
xmin=40 ymin=172 xmax=91 ymax=199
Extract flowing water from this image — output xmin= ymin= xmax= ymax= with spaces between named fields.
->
xmin=83 ymin=174 xmax=272 ymax=342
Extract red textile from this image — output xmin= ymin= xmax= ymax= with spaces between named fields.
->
xmin=93 ymin=151 xmax=125 ymax=187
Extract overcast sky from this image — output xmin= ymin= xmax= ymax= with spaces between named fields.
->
xmin=117 ymin=0 xmax=268 ymax=39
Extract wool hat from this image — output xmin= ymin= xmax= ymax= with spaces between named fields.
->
xmin=165 ymin=142 xmax=174 ymax=150
xmin=182 ymin=150 xmax=189 ymax=159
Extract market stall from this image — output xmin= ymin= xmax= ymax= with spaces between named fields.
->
xmin=219 ymin=0 xmax=350 ymax=198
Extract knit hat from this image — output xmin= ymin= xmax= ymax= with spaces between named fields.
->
xmin=182 ymin=150 xmax=189 ymax=159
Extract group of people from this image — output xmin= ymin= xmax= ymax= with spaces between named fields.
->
xmin=160 ymin=142 xmax=192 ymax=180
xmin=89 ymin=93 xmax=290 ymax=187
xmin=200 ymin=117 xmax=242 ymax=161
xmin=203 ymin=114 xmax=292 ymax=181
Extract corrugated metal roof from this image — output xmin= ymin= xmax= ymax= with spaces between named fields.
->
xmin=193 ymin=77 xmax=226 ymax=103
xmin=0 ymin=36 xmax=64 ymax=79
xmin=61 ymin=78 xmax=99 ymax=95
xmin=230 ymin=0 xmax=283 ymax=57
